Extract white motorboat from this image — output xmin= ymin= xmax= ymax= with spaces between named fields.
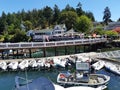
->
xmin=18 ymin=60 xmax=29 ymax=70
xmin=28 ymin=59 xmax=37 ymax=68
xmin=0 ymin=61 xmax=7 ymax=70
xmin=37 ymin=59 xmax=45 ymax=68
xmin=14 ymin=76 xmax=103 ymax=90
xmin=92 ymin=61 xmax=105 ymax=71
xmin=105 ymin=62 xmax=120 ymax=75
xmin=53 ymin=57 xmax=66 ymax=68
xmin=8 ymin=61 xmax=18 ymax=70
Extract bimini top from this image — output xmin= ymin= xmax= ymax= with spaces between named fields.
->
xmin=15 ymin=76 xmax=55 ymax=90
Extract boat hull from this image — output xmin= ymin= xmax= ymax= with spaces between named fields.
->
xmin=57 ymin=73 xmax=110 ymax=88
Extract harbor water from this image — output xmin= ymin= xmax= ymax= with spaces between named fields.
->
xmin=0 ymin=68 xmax=120 ymax=90
xmin=1 ymin=49 xmax=120 ymax=90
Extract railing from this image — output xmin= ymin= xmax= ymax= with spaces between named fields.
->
xmin=0 ymin=38 xmax=107 ymax=50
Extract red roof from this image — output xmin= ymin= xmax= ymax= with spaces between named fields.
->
xmin=113 ymin=27 xmax=120 ymax=33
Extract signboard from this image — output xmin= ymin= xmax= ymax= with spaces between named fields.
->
xmin=76 ymin=62 xmax=89 ymax=71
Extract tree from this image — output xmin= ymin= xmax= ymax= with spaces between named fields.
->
xmin=105 ymin=30 xmax=118 ymax=37
xmin=103 ymin=7 xmax=111 ymax=25
xmin=53 ymin=4 xmax=60 ymax=24
xmin=0 ymin=12 xmax=7 ymax=33
xmin=117 ymin=18 xmax=120 ymax=22
xmin=76 ymin=2 xmax=84 ymax=16
xmin=3 ymin=31 xmax=11 ymax=42
xmin=85 ymin=11 xmax=95 ymax=21
xmin=24 ymin=20 xmax=32 ymax=31
xmin=75 ymin=15 xmax=93 ymax=33
xmin=42 ymin=6 xmax=53 ymax=27
xmin=11 ymin=29 xmax=28 ymax=42
xmin=63 ymin=4 xmax=75 ymax=12
xmin=59 ymin=11 xmax=78 ymax=30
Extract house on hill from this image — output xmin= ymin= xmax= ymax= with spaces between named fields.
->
xmin=104 ymin=22 xmax=120 ymax=30
xmin=52 ymin=24 xmax=67 ymax=36
xmin=26 ymin=24 xmax=67 ymax=41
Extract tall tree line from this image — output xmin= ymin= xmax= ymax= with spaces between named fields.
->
xmin=0 ymin=2 xmax=95 ymax=42
xmin=0 ymin=2 xmax=95 ymax=33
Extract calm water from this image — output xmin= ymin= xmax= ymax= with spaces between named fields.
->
xmin=0 ymin=68 xmax=120 ymax=90
xmin=1 ymin=48 xmax=120 ymax=90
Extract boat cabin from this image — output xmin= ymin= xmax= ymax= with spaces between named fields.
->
xmin=75 ymin=61 xmax=90 ymax=82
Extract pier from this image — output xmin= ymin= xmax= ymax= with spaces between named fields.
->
xmin=0 ymin=38 xmax=107 ymax=59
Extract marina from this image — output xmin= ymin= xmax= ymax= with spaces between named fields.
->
xmin=0 ymin=51 xmax=120 ymax=90
xmin=0 ymin=66 xmax=120 ymax=90
xmin=0 ymin=1 xmax=120 ymax=90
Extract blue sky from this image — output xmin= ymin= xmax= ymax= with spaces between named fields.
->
xmin=0 ymin=0 xmax=120 ymax=21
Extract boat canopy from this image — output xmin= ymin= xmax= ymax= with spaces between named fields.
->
xmin=76 ymin=62 xmax=90 ymax=71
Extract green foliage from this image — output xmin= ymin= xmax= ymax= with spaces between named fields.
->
xmin=7 ymin=24 xmax=15 ymax=34
xmin=75 ymin=15 xmax=93 ymax=33
xmin=63 ymin=4 xmax=75 ymax=12
xmin=53 ymin=4 xmax=60 ymax=24
xmin=85 ymin=11 xmax=95 ymax=21
xmin=11 ymin=29 xmax=28 ymax=42
xmin=0 ymin=3 xmax=96 ymax=42
xmin=76 ymin=2 xmax=84 ymax=16
xmin=59 ymin=11 xmax=78 ymax=30
xmin=93 ymin=27 xmax=104 ymax=35
xmin=24 ymin=20 xmax=32 ymax=31
xmin=104 ymin=30 xmax=118 ymax=36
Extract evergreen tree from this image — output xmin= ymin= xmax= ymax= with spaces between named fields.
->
xmin=63 ymin=4 xmax=75 ymax=12
xmin=76 ymin=2 xmax=84 ymax=16
xmin=53 ymin=4 xmax=60 ymax=24
xmin=43 ymin=6 xmax=53 ymax=27
xmin=103 ymin=6 xmax=111 ymax=25
xmin=85 ymin=11 xmax=95 ymax=21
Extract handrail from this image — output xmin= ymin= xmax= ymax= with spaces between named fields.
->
xmin=0 ymin=38 xmax=107 ymax=50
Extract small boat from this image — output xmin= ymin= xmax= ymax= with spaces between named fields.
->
xmin=92 ymin=61 xmax=105 ymax=71
xmin=18 ymin=60 xmax=29 ymax=70
xmin=14 ymin=76 xmax=103 ymax=90
xmin=105 ymin=62 xmax=120 ymax=75
xmin=8 ymin=61 xmax=18 ymax=70
xmin=57 ymin=62 xmax=110 ymax=89
xmin=57 ymin=72 xmax=110 ymax=88
xmin=53 ymin=57 xmax=66 ymax=68
xmin=28 ymin=59 xmax=37 ymax=68
xmin=0 ymin=61 xmax=7 ymax=71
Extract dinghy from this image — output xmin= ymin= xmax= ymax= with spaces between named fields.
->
xmin=18 ymin=60 xmax=29 ymax=70
xmin=8 ymin=61 xmax=18 ymax=70
xmin=0 ymin=61 xmax=7 ymax=70
xmin=105 ymin=62 xmax=120 ymax=75
xmin=92 ymin=61 xmax=105 ymax=71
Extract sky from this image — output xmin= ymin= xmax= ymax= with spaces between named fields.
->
xmin=0 ymin=0 xmax=120 ymax=22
